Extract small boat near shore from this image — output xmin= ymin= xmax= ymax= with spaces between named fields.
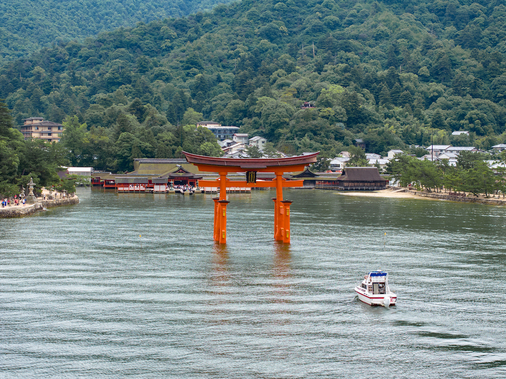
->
xmin=355 ymin=270 xmax=397 ymax=307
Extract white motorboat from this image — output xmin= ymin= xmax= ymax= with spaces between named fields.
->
xmin=355 ymin=270 xmax=397 ymax=307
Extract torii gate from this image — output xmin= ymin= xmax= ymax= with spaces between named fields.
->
xmin=183 ymin=151 xmax=319 ymax=244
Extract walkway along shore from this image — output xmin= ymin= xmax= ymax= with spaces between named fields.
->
xmin=0 ymin=196 xmax=79 ymax=218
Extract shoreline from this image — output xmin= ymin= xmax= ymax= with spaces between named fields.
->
xmin=336 ymin=188 xmax=506 ymax=205
xmin=0 ymin=196 xmax=79 ymax=218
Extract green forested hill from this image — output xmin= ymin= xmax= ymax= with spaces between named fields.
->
xmin=0 ymin=0 xmax=236 ymax=64
xmin=1 ymin=0 xmax=506 ymax=170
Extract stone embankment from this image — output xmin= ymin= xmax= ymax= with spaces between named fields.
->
xmin=412 ymin=191 xmax=506 ymax=205
xmin=0 ymin=197 xmax=79 ymax=218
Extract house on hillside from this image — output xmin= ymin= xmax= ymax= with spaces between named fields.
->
xmin=493 ymin=144 xmax=506 ymax=152
xmin=233 ymin=133 xmax=249 ymax=144
xmin=420 ymin=154 xmax=439 ymax=161
xmin=222 ymin=141 xmax=246 ymax=155
xmin=387 ymin=149 xmax=404 ymax=159
xmin=438 ymin=152 xmax=458 ymax=160
xmin=366 ymin=153 xmax=381 ymax=160
xmin=426 ymin=145 xmax=451 ymax=156
xmin=197 ymin=121 xmax=221 ymax=127
xmin=451 ymin=131 xmax=469 ymax=136
xmin=249 ymin=136 xmax=267 ymax=150
xmin=446 ymin=146 xmax=477 ymax=154
xmin=20 ymin=117 xmax=64 ymax=143
xmin=198 ymin=121 xmax=239 ymax=140
xmin=368 ymin=158 xmax=390 ymax=171
xmin=354 ymin=139 xmax=366 ymax=149
xmin=330 ymin=157 xmax=350 ymax=171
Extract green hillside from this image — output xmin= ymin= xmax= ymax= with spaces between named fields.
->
xmin=1 ymin=0 xmax=506 ymax=170
xmin=0 ymin=0 xmax=236 ymax=64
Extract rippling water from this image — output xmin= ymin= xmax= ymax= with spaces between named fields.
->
xmin=1 ymin=188 xmax=505 ymax=378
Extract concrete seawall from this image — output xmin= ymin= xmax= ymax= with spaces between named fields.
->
xmin=413 ymin=191 xmax=506 ymax=205
xmin=0 ymin=197 xmax=79 ymax=218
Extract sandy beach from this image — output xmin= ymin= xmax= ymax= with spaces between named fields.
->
xmin=335 ymin=188 xmax=432 ymax=200
xmin=335 ymin=188 xmax=506 ymax=205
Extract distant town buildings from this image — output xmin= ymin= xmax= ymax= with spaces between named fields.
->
xmin=387 ymin=149 xmax=404 ymax=159
xmin=492 ymin=144 xmax=506 ymax=152
xmin=327 ymin=143 xmax=500 ymax=172
xmin=20 ymin=117 xmax=64 ymax=143
xmin=301 ymin=101 xmax=315 ymax=109
xmin=248 ymin=136 xmax=267 ymax=150
xmin=216 ymin=133 xmax=271 ymax=158
xmin=197 ymin=121 xmax=239 ymax=140
xmin=451 ymin=131 xmax=470 ymax=136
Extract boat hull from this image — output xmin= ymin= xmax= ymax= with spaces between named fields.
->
xmin=355 ymin=287 xmax=397 ymax=307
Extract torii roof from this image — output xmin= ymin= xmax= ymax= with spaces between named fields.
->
xmin=183 ymin=151 xmax=319 ymax=172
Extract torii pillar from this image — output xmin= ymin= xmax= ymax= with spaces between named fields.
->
xmin=183 ymin=151 xmax=319 ymax=244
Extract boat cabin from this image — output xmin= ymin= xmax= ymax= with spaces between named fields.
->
xmin=364 ymin=271 xmax=388 ymax=295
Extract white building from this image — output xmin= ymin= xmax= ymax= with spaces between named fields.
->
xmin=387 ymin=149 xmax=404 ymax=159
xmin=446 ymin=146 xmax=477 ymax=154
xmin=233 ymin=133 xmax=249 ymax=145
xmin=451 ymin=131 xmax=469 ymax=136
xmin=197 ymin=121 xmax=221 ymax=127
xmin=366 ymin=153 xmax=381 ymax=160
xmin=438 ymin=152 xmax=459 ymax=160
xmin=330 ymin=157 xmax=350 ymax=171
xmin=492 ymin=144 xmax=506 ymax=152
xmin=420 ymin=154 xmax=439 ymax=161
xmin=426 ymin=145 xmax=451 ymax=156
xmin=368 ymin=158 xmax=390 ymax=170
xmin=249 ymin=136 xmax=267 ymax=150
xmin=198 ymin=121 xmax=240 ymax=140
xmin=67 ymin=167 xmax=93 ymax=177
xmin=222 ymin=142 xmax=246 ymax=155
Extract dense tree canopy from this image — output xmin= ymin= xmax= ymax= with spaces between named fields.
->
xmin=0 ymin=0 xmax=236 ymax=64
xmin=1 ymin=0 xmax=506 ymax=166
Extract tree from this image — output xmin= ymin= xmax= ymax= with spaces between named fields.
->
xmin=61 ymin=116 xmax=88 ymax=166
xmin=461 ymin=160 xmax=496 ymax=197
xmin=0 ymin=99 xmax=23 ymax=195
xmin=347 ymin=146 xmax=369 ymax=167
xmin=457 ymin=151 xmax=483 ymax=170
xmin=263 ymin=142 xmax=281 ymax=158
xmin=311 ymin=156 xmax=330 ymax=172
xmin=431 ymin=109 xmax=448 ymax=131
xmin=181 ymin=108 xmax=203 ymax=126
xmin=417 ymin=160 xmax=442 ymax=192
xmin=245 ymin=145 xmax=263 ymax=158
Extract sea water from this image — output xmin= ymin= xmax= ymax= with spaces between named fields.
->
xmin=1 ymin=188 xmax=505 ymax=378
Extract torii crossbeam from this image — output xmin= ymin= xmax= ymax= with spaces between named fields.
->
xmin=183 ymin=151 xmax=319 ymax=244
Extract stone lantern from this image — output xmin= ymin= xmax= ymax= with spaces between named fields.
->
xmin=26 ymin=177 xmax=36 ymax=204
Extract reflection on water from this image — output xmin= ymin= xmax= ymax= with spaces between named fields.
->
xmin=1 ymin=188 xmax=505 ymax=378
xmin=211 ymin=243 xmax=229 ymax=287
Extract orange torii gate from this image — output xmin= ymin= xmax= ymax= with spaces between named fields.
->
xmin=183 ymin=151 xmax=319 ymax=244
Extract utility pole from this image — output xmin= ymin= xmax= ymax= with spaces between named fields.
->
xmin=431 ymin=134 xmax=434 ymax=161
